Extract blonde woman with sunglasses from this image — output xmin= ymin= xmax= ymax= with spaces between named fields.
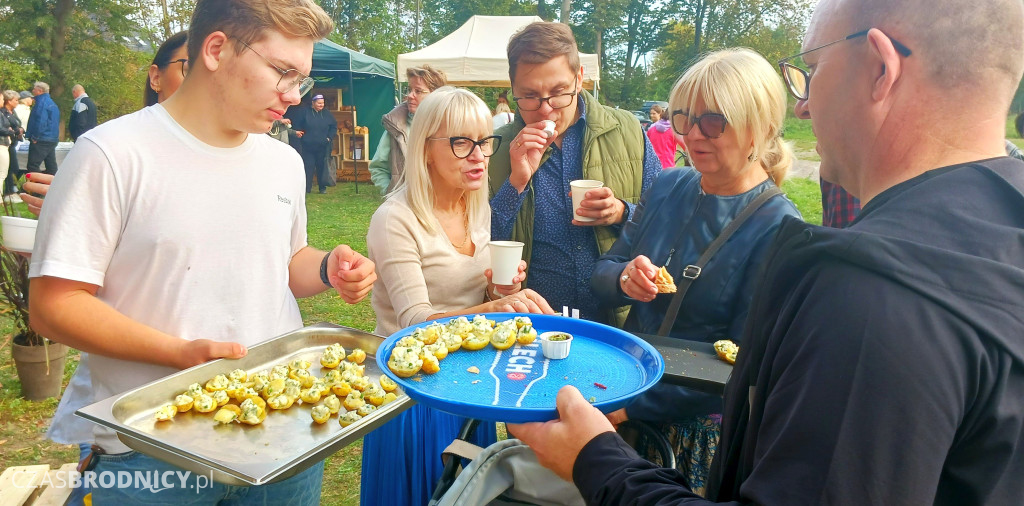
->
xmin=590 ymin=48 xmax=801 ymax=495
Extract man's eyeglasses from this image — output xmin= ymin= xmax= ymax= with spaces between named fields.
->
xmin=672 ymin=111 xmax=728 ymax=139
xmin=428 ymin=135 xmax=502 ymax=159
xmin=235 ymin=38 xmax=315 ymax=97
xmin=513 ymin=80 xmax=579 ymax=112
xmin=778 ymin=29 xmax=913 ymax=101
xmin=165 ymin=58 xmax=189 ymax=77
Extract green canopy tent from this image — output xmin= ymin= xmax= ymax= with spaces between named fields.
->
xmin=309 ymin=39 xmax=396 ymax=158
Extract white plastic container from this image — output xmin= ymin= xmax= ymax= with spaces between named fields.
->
xmin=1 ymin=216 xmax=37 ymax=253
xmin=539 ymin=331 xmax=573 ymax=360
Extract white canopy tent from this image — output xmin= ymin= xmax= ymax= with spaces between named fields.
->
xmin=397 ymin=16 xmax=600 ymax=93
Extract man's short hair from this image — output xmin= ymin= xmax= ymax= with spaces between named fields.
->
xmin=186 ymin=0 xmax=334 ymax=63
xmin=846 ymin=0 xmax=1024 ymax=92
xmin=33 ymin=82 xmax=49 ymax=93
xmin=507 ymin=22 xmax=581 ymax=83
xmin=2 ymin=90 xmax=18 ymax=102
xmin=406 ymin=65 xmax=447 ymax=91
xmin=72 ymin=84 xmax=85 ymax=94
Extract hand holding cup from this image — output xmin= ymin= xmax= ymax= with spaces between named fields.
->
xmin=508 ymin=121 xmax=558 ymax=192
xmin=485 ymin=260 xmax=527 ymax=299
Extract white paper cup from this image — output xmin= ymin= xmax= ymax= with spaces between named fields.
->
xmin=489 ymin=241 xmax=524 ymax=285
xmin=541 ymin=120 xmax=556 ymax=138
xmin=539 ymin=331 xmax=573 ymax=360
xmin=0 ymin=216 xmax=37 ymax=253
xmin=570 ymin=179 xmax=604 ymax=222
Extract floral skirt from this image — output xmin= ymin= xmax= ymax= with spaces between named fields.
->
xmin=638 ymin=414 xmax=722 ymax=497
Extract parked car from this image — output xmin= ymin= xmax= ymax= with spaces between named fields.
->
xmin=632 ymin=110 xmax=652 ymax=129
xmin=641 ymin=100 xmax=670 ymax=117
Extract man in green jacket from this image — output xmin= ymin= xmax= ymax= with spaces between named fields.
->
xmin=488 ymin=22 xmax=660 ymax=324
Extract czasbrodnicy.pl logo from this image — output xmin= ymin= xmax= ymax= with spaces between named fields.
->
xmin=13 ymin=468 xmax=216 ymax=493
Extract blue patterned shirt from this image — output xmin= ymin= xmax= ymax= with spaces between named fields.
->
xmin=490 ymin=100 xmax=661 ymax=323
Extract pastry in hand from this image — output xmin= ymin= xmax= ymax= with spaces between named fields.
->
xmin=654 ymin=266 xmax=677 ymax=293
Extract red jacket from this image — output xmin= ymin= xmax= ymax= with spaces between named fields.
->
xmin=646 ymin=119 xmax=680 ymax=168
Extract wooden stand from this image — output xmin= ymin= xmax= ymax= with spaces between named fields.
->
xmin=337 ymin=132 xmax=370 ymax=183
xmin=319 ymin=87 xmax=371 ymax=184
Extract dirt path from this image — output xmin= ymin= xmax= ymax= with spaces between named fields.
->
xmin=790 ymin=158 xmax=820 ymax=181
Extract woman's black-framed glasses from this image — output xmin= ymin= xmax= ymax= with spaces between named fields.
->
xmin=165 ymin=58 xmax=189 ymax=77
xmin=671 ymin=111 xmax=728 ymax=138
xmin=234 ymin=38 xmax=316 ymax=97
xmin=777 ymin=29 xmax=913 ymax=101
xmin=428 ymin=135 xmax=502 ymax=159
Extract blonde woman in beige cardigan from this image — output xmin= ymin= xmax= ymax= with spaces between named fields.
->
xmin=368 ymin=87 xmax=554 ymax=336
xmin=363 ymin=87 xmax=554 ymax=505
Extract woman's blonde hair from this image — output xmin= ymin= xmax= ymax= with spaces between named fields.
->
xmin=397 ymin=86 xmax=493 ymax=236
xmin=670 ymin=48 xmax=792 ymax=184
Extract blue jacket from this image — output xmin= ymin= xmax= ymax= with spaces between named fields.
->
xmin=591 ymin=167 xmax=800 ymax=421
xmin=27 ymin=93 xmax=60 ymax=142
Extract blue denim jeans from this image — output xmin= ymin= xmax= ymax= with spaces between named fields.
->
xmin=65 ymin=443 xmax=91 ymax=506
xmin=88 ymin=450 xmax=323 ymax=505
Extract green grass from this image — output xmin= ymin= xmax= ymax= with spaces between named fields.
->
xmin=783 ymin=116 xmax=819 ymax=161
xmin=781 ymin=177 xmax=823 ymax=226
xmin=1008 ymin=114 xmax=1022 ymax=139
xmin=299 ymin=184 xmax=383 ymax=506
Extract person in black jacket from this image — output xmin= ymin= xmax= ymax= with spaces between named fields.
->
xmin=509 ymin=0 xmax=1024 ymax=504
xmin=68 ymin=84 xmax=98 ymax=141
xmin=1 ymin=90 xmax=21 ymax=194
xmin=293 ymin=93 xmax=337 ymax=194
xmin=0 ymin=92 xmax=15 ymax=190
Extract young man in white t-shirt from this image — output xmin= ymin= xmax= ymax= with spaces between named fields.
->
xmin=27 ymin=1 xmax=375 ymax=502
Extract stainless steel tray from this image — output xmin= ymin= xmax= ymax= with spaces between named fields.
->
xmin=77 ymin=323 xmax=411 ymax=486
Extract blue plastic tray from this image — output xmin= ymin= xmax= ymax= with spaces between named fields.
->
xmin=377 ymin=313 xmax=664 ymax=423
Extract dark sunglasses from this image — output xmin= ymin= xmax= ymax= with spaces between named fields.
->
xmin=428 ymin=135 xmax=502 ymax=159
xmin=671 ymin=111 xmax=728 ymax=138
xmin=778 ymin=29 xmax=913 ymax=101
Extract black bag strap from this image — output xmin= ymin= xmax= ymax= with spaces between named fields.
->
xmin=656 ymin=185 xmax=782 ymax=336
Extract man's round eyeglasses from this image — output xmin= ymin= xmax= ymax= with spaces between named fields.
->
xmin=165 ymin=58 xmax=189 ymax=77
xmin=513 ymin=80 xmax=579 ymax=112
xmin=427 ymin=135 xmax=502 ymax=159
xmin=235 ymin=38 xmax=315 ymax=97
xmin=672 ymin=111 xmax=728 ymax=139
xmin=777 ymin=28 xmax=913 ymax=101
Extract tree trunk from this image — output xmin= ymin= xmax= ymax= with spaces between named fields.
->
xmin=160 ymin=0 xmax=172 ymax=39
xmin=595 ymin=27 xmax=603 ymax=73
xmin=560 ymin=0 xmax=571 ymax=23
xmin=694 ymin=0 xmax=710 ymax=58
xmin=49 ymin=0 xmax=76 ymax=100
xmin=621 ymin=5 xmax=638 ymax=103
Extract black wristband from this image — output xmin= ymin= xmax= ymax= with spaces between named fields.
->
xmin=319 ymin=253 xmax=332 ymax=287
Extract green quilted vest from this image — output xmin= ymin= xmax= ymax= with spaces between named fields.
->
xmin=488 ymin=90 xmax=646 ymax=324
